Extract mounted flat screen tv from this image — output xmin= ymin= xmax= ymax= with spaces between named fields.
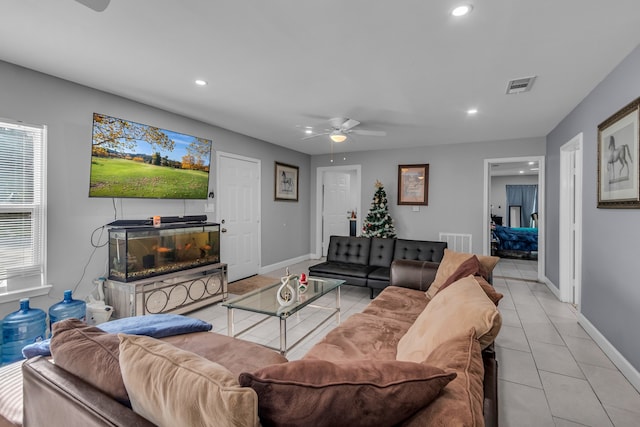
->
xmin=89 ymin=113 xmax=212 ymax=199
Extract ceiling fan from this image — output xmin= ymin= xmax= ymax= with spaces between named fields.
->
xmin=74 ymin=0 xmax=111 ymax=12
xmin=303 ymin=118 xmax=386 ymax=143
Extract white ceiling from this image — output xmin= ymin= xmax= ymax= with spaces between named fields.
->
xmin=2 ymin=1 xmax=640 ymax=155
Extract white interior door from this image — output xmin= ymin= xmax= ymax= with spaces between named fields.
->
xmin=560 ymin=134 xmax=583 ymax=306
xmin=322 ymin=172 xmax=350 ymax=256
xmin=217 ymin=153 xmax=260 ymax=282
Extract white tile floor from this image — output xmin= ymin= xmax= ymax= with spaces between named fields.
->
xmin=188 ymin=258 xmax=640 ymax=427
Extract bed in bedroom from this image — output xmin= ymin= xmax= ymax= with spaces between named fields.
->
xmin=492 ymin=225 xmax=538 ymax=259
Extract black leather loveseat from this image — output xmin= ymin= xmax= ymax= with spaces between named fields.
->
xmin=309 ymin=235 xmax=447 ymax=297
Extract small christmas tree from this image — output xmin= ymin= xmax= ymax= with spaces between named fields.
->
xmin=361 ymin=180 xmax=396 ymax=238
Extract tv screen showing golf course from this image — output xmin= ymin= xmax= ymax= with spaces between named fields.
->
xmin=89 ymin=113 xmax=212 ymax=199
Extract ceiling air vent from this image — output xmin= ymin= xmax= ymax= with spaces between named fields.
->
xmin=506 ymin=76 xmax=536 ymax=94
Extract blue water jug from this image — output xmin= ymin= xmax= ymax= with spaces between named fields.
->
xmin=1 ymin=298 xmax=47 ymax=365
xmin=49 ymin=290 xmax=86 ymax=329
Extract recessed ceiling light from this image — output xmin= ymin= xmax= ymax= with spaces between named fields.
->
xmin=519 ymin=170 xmax=524 ymax=174
xmin=305 ymin=129 xmax=313 ymax=134
xmin=528 ymin=161 xmax=535 ymax=165
xmin=194 ymin=79 xmax=208 ymax=86
xmin=467 ymin=108 xmax=478 ymax=115
xmin=451 ymin=5 xmax=473 ymax=17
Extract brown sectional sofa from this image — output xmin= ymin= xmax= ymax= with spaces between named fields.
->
xmin=18 ymin=251 xmax=501 ymax=427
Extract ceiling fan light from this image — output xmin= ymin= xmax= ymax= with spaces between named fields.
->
xmin=330 ymin=133 xmax=348 ymax=143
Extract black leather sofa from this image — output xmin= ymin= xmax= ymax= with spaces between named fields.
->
xmin=309 ymin=235 xmax=447 ymax=298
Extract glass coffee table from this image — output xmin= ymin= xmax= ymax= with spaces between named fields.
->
xmin=222 ymin=276 xmax=343 ymax=355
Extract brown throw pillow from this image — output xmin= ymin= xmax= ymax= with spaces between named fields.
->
xmin=426 ymin=249 xmax=499 ymax=299
xmin=397 ymin=275 xmax=502 ymax=362
xmin=119 ymin=334 xmax=259 ymax=427
xmin=434 ymin=255 xmax=485 ymax=295
xmin=49 ymin=318 xmax=128 ymax=403
xmin=400 ymin=328 xmax=485 ymax=427
xmin=239 ymin=359 xmax=456 ymax=427
xmin=474 ymin=276 xmax=504 ymax=305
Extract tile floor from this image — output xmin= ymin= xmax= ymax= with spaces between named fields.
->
xmin=188 ymin=258 xmax=640 ymax=427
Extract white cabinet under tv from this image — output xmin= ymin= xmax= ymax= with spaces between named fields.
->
xmin=104 ymin=263 xmax=227 ymax=319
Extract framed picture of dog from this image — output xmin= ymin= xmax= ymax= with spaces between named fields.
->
xmin=274 ymin=161 xmax=299 ymax=201
xmin=597 ymin=97 xmax=640 ymax=208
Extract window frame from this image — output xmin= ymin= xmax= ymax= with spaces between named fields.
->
xmin=0 ymin=118 xmax=50 ymax=303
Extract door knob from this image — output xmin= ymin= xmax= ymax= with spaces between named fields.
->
xmin=221 ymin=228 xmax=227 ymax=233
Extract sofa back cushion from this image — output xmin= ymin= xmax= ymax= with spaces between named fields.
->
xmin=400 ymin=328 xmax=485 ymax=427
xmin=49 ymin=318 xmax=129 ymax=403
xmin=396 ymin=275 xmax=502 ymax=362
xmin=393 ymin=239 xmax=447 ymax=262
xmin=326 ymin=236 xmax=371 ymax=265
xmin=119 ymin=334 xmax=260 ymax=427
xmin=368 ymin=237 xmax=396 ymax=267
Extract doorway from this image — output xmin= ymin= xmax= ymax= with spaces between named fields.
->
xmin=315 ymin=165 xmax=361 ymax=257
xmin=559 ymin=133 xmax=583 ymax=306
xmin=483 ymin=156 xmax=545 ymax=280
xmin=216 ymin=152 xmax=261 ymax=282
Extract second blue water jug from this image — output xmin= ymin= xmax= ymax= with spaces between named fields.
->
xmin=49 ymin=290 xmax=86 ymax=329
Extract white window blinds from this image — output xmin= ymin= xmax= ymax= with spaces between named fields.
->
xmin=0 ymin=119 xmax=46 ymax=290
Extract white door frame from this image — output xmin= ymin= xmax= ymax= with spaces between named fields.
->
xmin=314 ymin=164 xmax=361 ymax=258
xmin=216 ymin=151 xmax=261 ymax=280
xmin=483 ymin=156 xmax=545 ymax=281
xmin=559 ymin=133 xmax=583 ymax=305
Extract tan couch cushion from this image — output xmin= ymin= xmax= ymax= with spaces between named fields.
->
xmin=119 ymin=334 xmax=259 ymax=427
xmin=361 ymin=285 xmax=429 ymax=325
xmin=400 ymin=328 xmax=485 ymax=427
xmin=303 ymin=312 xmax=412 ymax=361
xmin=49 ymin=318 xmax=128 ymax=403
xmin=426 ymin=249 xmax=499 ymax=299
xmin=396 ymin=275 xmax=502 ymax=362
xmin=239 ymin=359 xmax=456 ymax=427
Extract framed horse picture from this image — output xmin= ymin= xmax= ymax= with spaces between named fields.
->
xmin=274 ymin=161 xmax=299 ymax=201
xmin=598 ymin=97 xmax=640 ymax=208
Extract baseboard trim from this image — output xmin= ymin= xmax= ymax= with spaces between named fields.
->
xmin=542 ymin=275 xmax=561 ymax=299
xmin=541 ymin=275 xmax=640 ymax=392
xmin=577 ymin=312 xmax=640 ymax=393
xmin=259 ymin=254 xmax=312 ymax=275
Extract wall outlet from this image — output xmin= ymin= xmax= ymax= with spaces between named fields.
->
xmin=412 ymin=206 xmax=420 ymax=212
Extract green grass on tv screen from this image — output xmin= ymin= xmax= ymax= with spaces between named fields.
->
xmin=89 ymin=157 xmax=209 ymax=199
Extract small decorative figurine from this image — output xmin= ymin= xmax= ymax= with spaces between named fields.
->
xmin=299 ymin=273 xmax=308 ymax=294
xmin=276 ymin=268 xmax=298 ymax=306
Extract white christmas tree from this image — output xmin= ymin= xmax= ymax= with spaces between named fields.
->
xmin=361 ymin=180 xmax=396 ymax=238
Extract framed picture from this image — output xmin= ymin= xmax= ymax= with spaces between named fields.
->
xmin=597 ymin=97 xmax=640 ymax=208
xmin=274 ymin=161 xmax=299 ymax=201
xmin=398 ymin=164 xmax=429 ymax=205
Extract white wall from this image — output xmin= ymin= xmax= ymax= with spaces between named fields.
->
xmin=310 ymin=137 xmax=546 ymax=254
xmin=0 ymin=60 xmax=310 ymax=317
xmin=546 ymin=44 xmax=640 ymax=374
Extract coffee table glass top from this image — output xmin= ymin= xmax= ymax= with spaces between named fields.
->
xmin=222 ymin=276 xmax=344 ymax=318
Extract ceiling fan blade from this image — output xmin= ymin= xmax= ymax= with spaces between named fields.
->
xmin=74 ymin=0 xmax=111 ymax=12
xmin=341 ymin=118 xmax=360 ymax=131
xmin=328 ymin=117 xmax=347 ymax=129
xmin=301 ymin=132 xmax=329 ymax=140
xmin=352 ymin=129 xmax=386 ymax=137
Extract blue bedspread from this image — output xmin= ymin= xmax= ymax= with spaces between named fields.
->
xmin=22 ymin=313 xmax=212 ymax=358
xmin=493 ymin=225 xmax=538 ymax=252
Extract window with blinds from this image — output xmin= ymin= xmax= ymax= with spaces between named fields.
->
xmin=0 ymin=119 xmax=46 ymax=292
